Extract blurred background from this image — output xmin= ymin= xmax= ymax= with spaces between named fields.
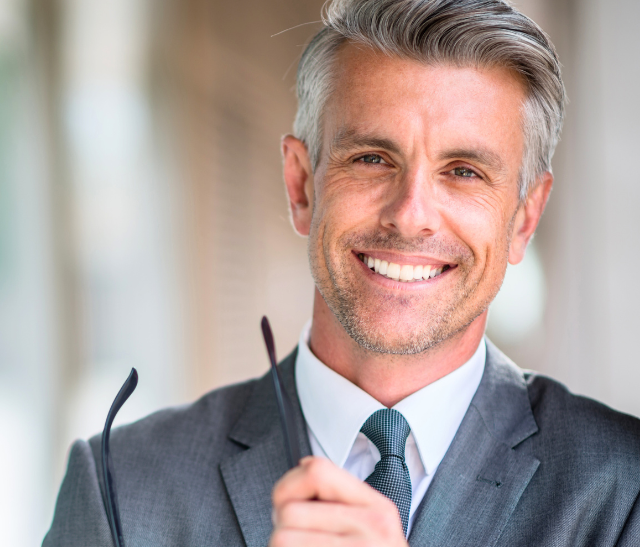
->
xmin=0 ymin=0 xmax=638 ymax=544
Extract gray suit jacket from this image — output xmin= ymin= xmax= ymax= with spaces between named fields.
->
xmin=44 ymin=341 xmax=640 ymax=546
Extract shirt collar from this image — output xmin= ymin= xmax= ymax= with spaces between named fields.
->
xmin=295 ymin=320 xmax=486 ymax=475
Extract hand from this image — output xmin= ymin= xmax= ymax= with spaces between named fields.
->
xmin=269 ymin=456 xmax=409 ymax=547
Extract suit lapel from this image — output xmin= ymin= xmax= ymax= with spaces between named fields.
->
xmin=408 ymin=340 xmax=540 ymax=547
xmin=220 ymin=341 xmax=540 ymax=546
xmin=220 ymin=349 xmax=312 ymax=547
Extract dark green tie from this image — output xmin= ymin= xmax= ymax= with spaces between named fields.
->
xmin=361 ymin=408 xmax=412 ymax=536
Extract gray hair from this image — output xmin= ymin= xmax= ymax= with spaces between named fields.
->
xmin=293 ymin=0 xmax=566 ymax=199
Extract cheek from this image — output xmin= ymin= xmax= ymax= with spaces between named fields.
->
xmin=307 ymin=185 xmax=362 ymax=268
xmin=439 ymin=188 xmax=513 ymax=269
xmin=314 ymin=177 xmax=386 ymax=236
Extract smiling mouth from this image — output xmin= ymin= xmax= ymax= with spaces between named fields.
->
xmin=358 ymin=253 xmax=452 ymax=282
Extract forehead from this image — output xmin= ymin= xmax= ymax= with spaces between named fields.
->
xmin=324 ymin=43 xmax=527 ymax=159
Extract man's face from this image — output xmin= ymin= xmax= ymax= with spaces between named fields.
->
xmin=292 ymin=45 xmax=534 ymax=354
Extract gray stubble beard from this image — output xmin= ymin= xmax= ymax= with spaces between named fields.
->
xmin=308 ymin=229 xmax=496 ymax=356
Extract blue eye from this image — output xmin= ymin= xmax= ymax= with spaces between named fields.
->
xmin=453 ymin=167 xmax=477 ymax=177
xmin=359 ymin=154 xmax=385 ymax=164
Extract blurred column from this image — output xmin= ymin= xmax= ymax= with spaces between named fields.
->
xmin=596 ymin=0 xmax=640 ymax=416
xmin=0 ymin=0 xmax=69 ymax=544
xmin=57 ymin=0 xmax=187 ymax=453
xmin=150 ymin=0 xmax=321 ymax=398
xmin=541 ymin=0 xmax=640 ymax=417
xmin=492 ymin=0 xmax=640 ymax=417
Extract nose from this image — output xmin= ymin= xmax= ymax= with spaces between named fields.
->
xmin=379 ymin=167 xmax=441 ymax=237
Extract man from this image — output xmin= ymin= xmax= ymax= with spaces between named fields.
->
xmin=44 ymin=0 xmax=640 ymax=546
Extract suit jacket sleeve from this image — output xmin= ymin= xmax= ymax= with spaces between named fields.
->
xmin=616 ymin=493 xmax=640 ymax=546
xmin=42 ymin=439 xmax=113 ymax=547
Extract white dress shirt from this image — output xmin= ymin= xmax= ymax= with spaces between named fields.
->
xmin=295 ymin=321 xmax=486 ymax=533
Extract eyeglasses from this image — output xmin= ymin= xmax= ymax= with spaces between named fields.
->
xmin=261 ymin=315 xmax=301 ymax=469
xmin=101 ymin=368 xmax=138 ymax=547
xmin=100 ymin=316 xmax=298 ymax=546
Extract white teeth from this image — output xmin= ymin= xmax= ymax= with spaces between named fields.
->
xmin=399 ymin=264 xmax=414 ymax=281
xmin=387 ymin=262 xmax=401 ymax=280
xmin=360 ymin=254 xmax=449 ymax=282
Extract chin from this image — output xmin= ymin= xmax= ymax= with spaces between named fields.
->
xmin=337 ymin=309 xmax=457 ymax=355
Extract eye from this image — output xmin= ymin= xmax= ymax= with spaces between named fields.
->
xmin=452 ymin=167 xmax=478 ymax=178
xmin=357 ymin=154 xmax=387 ymax=165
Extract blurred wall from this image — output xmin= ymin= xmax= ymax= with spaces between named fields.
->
xmin=490 ymin=0 xmax=640 ymax=418
xmin=149 ymin=0 xmax=322 ymax=395
xmin=0 ymin=0 xmax=639 ymax=545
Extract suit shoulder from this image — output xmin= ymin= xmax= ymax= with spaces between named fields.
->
xmin=524 ymin=372 xmax=640 ymax=455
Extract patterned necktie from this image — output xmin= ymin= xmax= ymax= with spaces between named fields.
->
xmin=360 ymin=408 xmax=412 ymax=536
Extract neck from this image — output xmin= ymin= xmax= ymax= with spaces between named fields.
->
xmin=308 ymin=289 xmax=487 ymax=407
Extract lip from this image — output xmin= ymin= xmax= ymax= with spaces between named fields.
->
xmin=352 ymin=251 xmax=455 ymax=289
xmin=353 ymin=249 xmax=456 ymax=268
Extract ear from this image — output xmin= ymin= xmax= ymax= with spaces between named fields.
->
xmin=282 ymin=135 xmax=314 ymax=236
xmin=508 ymin=171 xmax=553 ymax=265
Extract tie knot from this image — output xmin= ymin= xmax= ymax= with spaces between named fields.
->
xmin=360 ymin=409 xmax=411 ymax=459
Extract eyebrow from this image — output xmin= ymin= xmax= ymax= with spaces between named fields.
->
xmin=330 ymin=128 xmax=402 ymax=156
xmin=330 ymin=128 xmax=507 ymax=173
xmin=437 ymin=148 xmax=507 ymax=173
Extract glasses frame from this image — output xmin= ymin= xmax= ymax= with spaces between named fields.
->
xmin=101 ymin=368 xmax=138 ymax=547
xmin=261 ymin=316 xmax=301 ymax=469
xmin=99 ymin=316 xmax=295 ymax=547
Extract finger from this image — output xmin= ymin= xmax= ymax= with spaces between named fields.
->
xmin=269 ymin=528 xmax=349 ymax=547
xmin=275 ymin=500 xmax=404 ymax=537
xmin=273 ymin=456 xmax=390 ymax=508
